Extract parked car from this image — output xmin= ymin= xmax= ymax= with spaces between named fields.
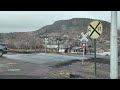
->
xmin=0 ymin=43 xmax=8 ymax=57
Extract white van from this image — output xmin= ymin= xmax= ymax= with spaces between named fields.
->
xmin=0 ymin=43 xmax=8 ymax=57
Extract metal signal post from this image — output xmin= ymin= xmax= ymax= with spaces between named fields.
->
xmin=94 ymin=39 xmax=97 ymax=78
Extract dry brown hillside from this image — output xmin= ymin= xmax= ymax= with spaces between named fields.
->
xmin=0 ymin=18 xmax=117 ymax=50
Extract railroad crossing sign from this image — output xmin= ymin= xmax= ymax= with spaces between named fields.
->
xmin=45 ymin=38 xmax=48 ymax=43
xmin=87 ymin=21 xmax=103 ymax=39
xmin=87 ymin=21 xmax=103 ymax=78
xmin=80 ymin=32 xmax=88 ymax=42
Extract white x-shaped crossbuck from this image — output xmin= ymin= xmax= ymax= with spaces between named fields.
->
xmin=80 ymin=32 xmax=88 ymax=42
xmin=45 ymin=38 xmax=48 ymax=43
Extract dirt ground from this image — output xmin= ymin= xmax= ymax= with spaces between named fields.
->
xmin=49 ymin=59 xmax=111 ymax=79
xmin=0 ymin=57 xmax=120 ymax=79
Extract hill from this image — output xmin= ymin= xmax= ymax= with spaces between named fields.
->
xmin=0 ymin=18 xmax=115 ymax=50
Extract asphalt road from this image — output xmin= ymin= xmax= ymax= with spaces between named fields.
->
xmin=0 ymin=53 xmax=118 ymax=79
xmin=0 ymin=53 xmax=88 ymax=79
xmin=3 ymin=53 xmax=88 ymax=66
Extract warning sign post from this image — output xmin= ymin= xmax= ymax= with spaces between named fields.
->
xmin=87 ymin=21 xmax=103 ymax=78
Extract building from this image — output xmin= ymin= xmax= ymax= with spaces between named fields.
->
xmin=43 ymin=44 xmax=67 ymax=53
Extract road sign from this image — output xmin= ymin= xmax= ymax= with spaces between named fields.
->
xmin=80 ymin=32 xmax=88 ymax=42
xmin=87 ymin=21 xmax=103 ymax=39
xmin=87 ymin=21 xmax=103 ymax=78
xmin=45 ymin=38 xmax=48 ymax=43
xmin=45 ymin=38 xmax=48 ymax=53
xmin=80 ymin=32 xmax=88 ymax=65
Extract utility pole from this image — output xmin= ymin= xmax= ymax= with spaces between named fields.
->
xmin=45 ymin=30 xmax=48 ymax=53
xmin=110 ymin=11 xmax=118 ymax=79
xmin=57 ymin=30 xmax=62 ymax=53
xmin=57 ymin=37 xmax=59 ymax=52
xmin=57 ymin=36 xmax=61 ymax=52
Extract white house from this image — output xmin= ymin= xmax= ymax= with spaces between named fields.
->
xmin=43 ymin=44 xmax=67 ymax=53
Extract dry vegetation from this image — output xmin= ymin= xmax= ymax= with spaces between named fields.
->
xmin=0 ymin=18 xmax=112 ymax=52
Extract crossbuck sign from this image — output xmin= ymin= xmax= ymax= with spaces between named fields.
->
xmin=80 ymin=32 xmax=88 ymax=42
xmin=80 ymin=32 xmax=88 ymax=65
xmin=45 ymin=38 xmax=48 ymax=43
xmin=87 ymin=21 xmax=103 ymax=39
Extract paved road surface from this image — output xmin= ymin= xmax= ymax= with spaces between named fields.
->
xmin=3 ymin=53 xmax=111 ymax=67
xmin=3 ymin=53 xmax=88 ymax=66
xmin=0 ymin=53 xmax=119 ymax=79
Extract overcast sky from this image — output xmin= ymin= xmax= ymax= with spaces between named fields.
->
xmin=0 ymin=11 xmax=119 ymax=33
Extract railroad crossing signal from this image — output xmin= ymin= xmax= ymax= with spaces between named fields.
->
xmin=80 ymin=32 xmax=88 ymax=65
xmin=87 ymin=21 xmax=103 ymax=39
xmin=80 ymin=32 xmax=88 ymax=42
